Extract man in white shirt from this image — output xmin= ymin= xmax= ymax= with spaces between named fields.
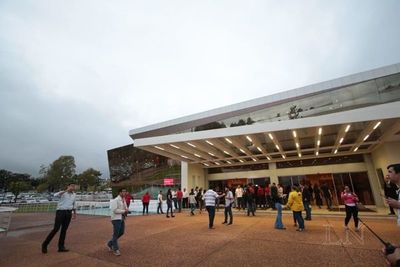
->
xmin=107 ymin=188 xmax=128 ymax=256
xmin=182 ymin=188 xmax=189 ymax=209
xmin=223 ymin=186 xmax=234 ymax=225
xmin=235 ymin=185 xmax=244 ymax=210
xmin=203 ymin=187 xmax=224 ymax=229
xmin=42 ymin=183 xmax=76 ymax=254
xmin=157 ymin=190 xmax=164 ymax=214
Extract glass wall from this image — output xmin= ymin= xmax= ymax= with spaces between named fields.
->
xmin=279 ymin=171 xmax=375 ymax=206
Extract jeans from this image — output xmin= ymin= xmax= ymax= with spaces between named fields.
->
xmin=177 ymin=199 xmax=182 ymax=212
xmin=206 ymin=206 xmax=216 ymax=228
xmin=224 ymin=204 xmax=233 ymax=224
xmin=274 ymin=203 xmax=284 ymax=229
xmin=108 ymin=219 xmax=125 ymax=251
xmin=293 ymin=211 xmax=305 ymax=230
xmin=247 ymin=201 xmax=255 ymax=216
xmin=167 ymin=201 xmax=174 ymax=216
xmin=190 ymin=203 xmax=196 ymax=214
xmin=157 ymin=202 xmax=163 ymax=214
xmin=173 ymin=198 xmax=178 ymax=209
xmin=142 ymin=203 xmax=149 ymax=214
xmin=303 ymin=201 xmax=312 ymax=219
xmin=43 ymin=210 xmax=72 ymax=249
xmin=183 ymin=198 xmax=188 ymax=209
xmin=345 ymin=205 xmax=359 ymax=228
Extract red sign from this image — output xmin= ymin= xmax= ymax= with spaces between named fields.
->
xmin=164 ymin=178 xmax=174 ymax=186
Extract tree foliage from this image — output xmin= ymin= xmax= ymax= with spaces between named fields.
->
xmin=77 ymin=168 xmax=102 ymax=191
xmin=45 ymin=156 xmax=76 ymax=192
xmin=9 ymin=181 xmax=30 ymax=201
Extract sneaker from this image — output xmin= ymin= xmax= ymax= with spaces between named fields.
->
xmin=166 ymin=215 xmax=170 ymax=218
xmin=113 ymin=250 xmax=121 ymax=256
xmin=222 ymin=222 xmax=227 ymax=224
xmin=296 ymin=228 xmax=304 ymax=232
xmin=107 ymin=243 xmax=113 ymax=252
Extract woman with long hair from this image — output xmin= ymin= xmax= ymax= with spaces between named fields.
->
xmin=341 ymin=185 xmax=359 ymax=231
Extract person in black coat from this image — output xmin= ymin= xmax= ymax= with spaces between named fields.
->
xmin=302 ymin=185 xmax=312 ymax=220
xmin=384 ymin=174 xmax=398 ymax=215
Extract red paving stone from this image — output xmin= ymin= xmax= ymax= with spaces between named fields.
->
xmin=0 ymin=211 xmax=399 ymax=267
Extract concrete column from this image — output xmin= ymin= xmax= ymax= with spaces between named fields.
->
xmin=269 ymin=162 xmax=279 ymax=184
xmin=363 ymin=153 xmax=384 ymax=207
xmin=181 ymin=162 xmax=188 ymax=191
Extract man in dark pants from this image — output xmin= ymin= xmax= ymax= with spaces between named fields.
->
xmin=384 ymin=174 xmax=398 ymax=215
xmin=203 ymin=187 xmax=224 ymax=229
xmin=222 ymin=186 xmax=233 ymax=225
xmin=42 ymin=183 xmax=76 ymax=253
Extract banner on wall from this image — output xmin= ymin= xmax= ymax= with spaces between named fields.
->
xmin=164 ymin=178 xmax=174 ymax=186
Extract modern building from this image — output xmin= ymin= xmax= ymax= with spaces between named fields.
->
xmin=110 ymin=63 xmax=400 ymax=208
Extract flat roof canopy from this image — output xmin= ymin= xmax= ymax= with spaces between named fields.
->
xmin=133 ymin=102 xmax=400 ymax=168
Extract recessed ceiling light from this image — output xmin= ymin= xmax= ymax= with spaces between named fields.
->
xmin=318 ymin=128 xmax=322 ymax=135
xmin=257 ymin=147 xmax=262 ymax=152
xmin=266 ymin=156 xmax=271 ymax=160
xmin=292 ymin=130 xmax=297 ymax=138
xmin=206 ymin=140 xmax=214 ymax=146
xmin=215 ymin=162 xmax=220 ymax=165
xmin=345 ymin=125 xmax=351 ymax=132
xmin=203 ymin=163 xmax=209 ymax=166
xmin=275 ymin=145 xmax=280 ymax=150
xmin=246 ymin=136 xmax=252 ymax=142
xmin=295 ymin=142 xmax=299 ymax=148
xmin=268 ymin=133 xmax=274 ymax=140
xmin=225 ymin=138 xmax=232 ymax=144
xmin=223 ymin=151 xmax=230 ymax=155
xmin=187 ymin=142 xmax=196 ymax=148
xmin=239 ymin=148 xmax=245 ymax=153
xmin=354 ymin=147 xmax=359 ymax=152
xmin=239 ymin=159 xmax=244 ymax=163
xmin=339 ymin=138 xmax=344 ymax=144
xmin=316 ymin=151 xmax=319 ymax=156
xmin=363 ymin=135 xmax=369 ymax=141
xmin=226 ymin=160 xmax=232 ymax=164
xmin=208 ymin=152 xmax=215 ymax=156
xmin=194 ymin=154 xmax=201 ymax=158
xmin=373 ymin=121 xmax=381 ymax=129
xmin=170 ymin=144 xmax=180 ymax=149
xmin=334 ymin=149 xmax=338 ymax=154
xmin=252 ymin=158 xmax=257 ymax=161
xmin=282 ymin=155 xmax=286 ymax=159
xmin=154 ymin=146 xmax=164 ymax=151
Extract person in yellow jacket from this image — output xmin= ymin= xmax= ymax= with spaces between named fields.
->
xmin=286 ymin=185 xmax=305 ymax=232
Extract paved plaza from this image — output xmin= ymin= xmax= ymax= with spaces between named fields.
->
xmin=0 ymin=210 xmax=399 ymax=267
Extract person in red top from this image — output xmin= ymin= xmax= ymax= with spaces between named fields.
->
xmin=142 ymin=192 xmax=151 ymax=215
xmin=341 ymin=185 xmax=359 ymax=231
xmin=257 ymin=186 xmax=265 ymax=209
xmin=125 ymin=192 xmax=133 ymax=214
xmin=176 ymin=188 xmax=183 ymax=213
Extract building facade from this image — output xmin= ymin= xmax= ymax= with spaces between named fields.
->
xmin=111 ymin=63 xmax=400 ymax=208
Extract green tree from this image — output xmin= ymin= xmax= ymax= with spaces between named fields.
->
xmin=77 ymin=168 xmax=102 ymax=191
xmin=0 ymin=169 xmax=13 ymax=191
xmin=9 ymin=181 xmax=30 ymax=201
xmin=46 ymin=156 xmax=76 ymax=192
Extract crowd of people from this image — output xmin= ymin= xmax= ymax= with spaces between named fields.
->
xmin=40 ymin=163 xmax=400 ymax=266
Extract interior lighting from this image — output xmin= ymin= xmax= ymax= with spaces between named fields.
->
xmin=206 ymin=140 xmax=214 ymax=146
xmin=246 ymin=136 xmax=252 ymax=142
xmin=373 ymin=121 xmax=381 ymax=130
xmin=154 ymin=146 xmax=164 ymax=151
xmin=225 ymin=138 xmax=232 ymax=144
xmin=345 ymin=125 xmax=351 ymax=132
xmin=187 ymin=142 xmax=196 ymax=148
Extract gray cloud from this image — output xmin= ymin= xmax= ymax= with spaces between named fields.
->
xmin=1 ymin=0 xmax=400 ymax=177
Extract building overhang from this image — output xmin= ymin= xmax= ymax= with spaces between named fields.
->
xmin=132 ymin=102 xmax=400 ymax=168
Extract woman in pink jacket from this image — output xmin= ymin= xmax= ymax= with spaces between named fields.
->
xmin=341 ymin=185 xmax=359 ymax=231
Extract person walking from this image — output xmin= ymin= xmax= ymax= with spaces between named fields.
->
xmin=286 ymin=185 xmax=305 ymax=232
xmin=203 ymin=187 xmax=224 ymax=229
xmin=341 ymin=185 xmax=359 ymax=231
xmin=42 ymin=183 xmax=77 ymax=254
xmin=189 ymin=189 xmax=197 ymax=215
xmin=142 ymin=192 xmax=150 ymax=215
xmin=313 ymin=184 xmax=323 ymax=209
xmin=124 ymin=192 xmax=133 ymax=214
xmin=222 ymin=186 xmax=234 ymax=225
xmin=177 ymin=188 xmax=183 ymax=213
xmin=182 ymin=188 xmax=189 ymax=209
xmin=302 ymin=184 xmax=312 ymax=220
xmin=157 ymin=190 xmax=164 ymax=214
xmin=246 ymin=184 xmax=256 ymax=216
xmin=321 ymin=182 xmax=333 ymax=210
xmin=166 ymin=188 xmax=175 ymax=218
xmin=107 ymin=188 xmax=129 ymax=256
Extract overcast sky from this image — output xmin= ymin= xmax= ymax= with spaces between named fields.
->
xmin=1 ymin=0 xmax=400 ymax=178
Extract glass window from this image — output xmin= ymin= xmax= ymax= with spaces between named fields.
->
xmin=350 ymin=172 xmax=375 ymax=205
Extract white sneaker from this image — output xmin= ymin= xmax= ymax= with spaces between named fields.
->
xmin=113 ymin=250 xmax=121 ymax=256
